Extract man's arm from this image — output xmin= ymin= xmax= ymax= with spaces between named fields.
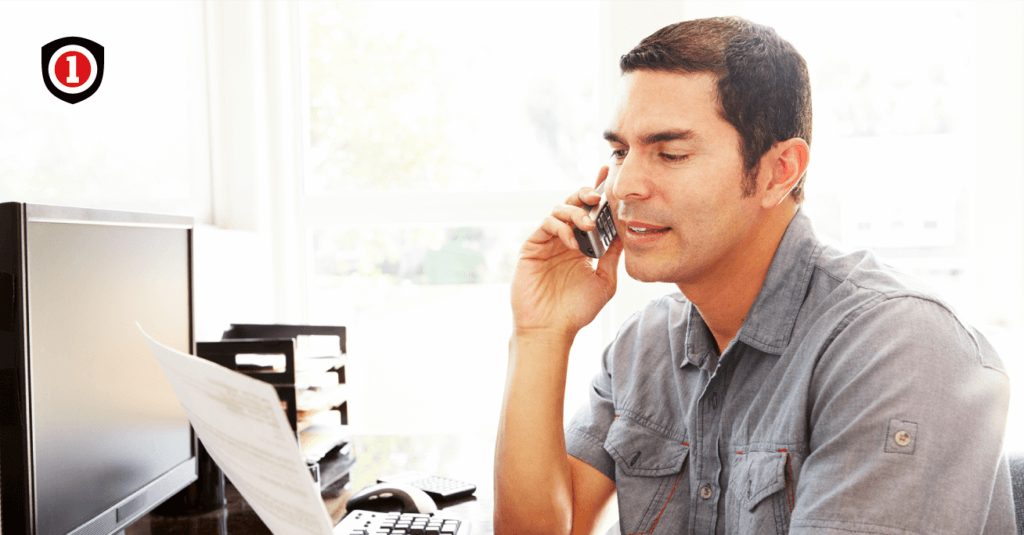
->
xmin=567 ymin=455 xmax=618 ymax=533
xmin=494 ymin=170 xmax=622 ymax=535
xmin=791 ymin=297 xmax=1013 ymax=534
xmin=495 ymin=334 xmax=617 ymax=534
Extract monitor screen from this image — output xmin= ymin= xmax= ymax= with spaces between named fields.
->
xmin=22 ymin=210 xmax=194 ymax=535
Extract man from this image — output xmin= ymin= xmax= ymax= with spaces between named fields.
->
xmin=495 ymin=16 xmax=1014 ymax=535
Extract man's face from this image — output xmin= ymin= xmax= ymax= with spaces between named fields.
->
xmin=604 ymin=70 xmax=764 ymax=286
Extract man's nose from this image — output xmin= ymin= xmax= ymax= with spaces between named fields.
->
xmin=610 ymin=151 xmax=652 ymax=201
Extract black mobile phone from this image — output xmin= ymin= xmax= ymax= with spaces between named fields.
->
xmin=573 ymin=182 xmax=618 ymax=258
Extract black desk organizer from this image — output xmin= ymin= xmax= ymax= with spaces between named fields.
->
xmin=156 ymin=324 xmax=353 ymax=516
xmin=215 ymin=324 xmax=353 ymax=488
xmin=198 ymin=338 xmax=308 ymax=433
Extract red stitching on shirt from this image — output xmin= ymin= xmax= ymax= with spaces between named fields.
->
xmin=681 ymin=442 xmax=689 ymax=446
xmin=783 ymin=452 xmax=795 ymax=513
xmin=625 ymin=471 xmax=684 ymax=535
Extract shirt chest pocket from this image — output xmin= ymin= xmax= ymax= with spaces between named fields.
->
xmin=603 ymin=416 xmax=689 ymax=533
xmin=726 ymin=451 xmax=793 ymax=535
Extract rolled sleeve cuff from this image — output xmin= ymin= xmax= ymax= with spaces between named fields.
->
xmin=566 ymin=427 xmax=616 ymax=483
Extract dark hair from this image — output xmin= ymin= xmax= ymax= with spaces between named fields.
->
xmin=620 ymin=17 xmax=812 ymax=203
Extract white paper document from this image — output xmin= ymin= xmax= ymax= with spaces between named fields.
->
xmin=139 ymin=325 xmax=336 ymax=535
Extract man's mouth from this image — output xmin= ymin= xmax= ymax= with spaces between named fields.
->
xmin=627 ymin=226 xmax=671 ymax=234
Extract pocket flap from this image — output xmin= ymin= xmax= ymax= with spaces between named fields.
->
xmin=603 ymin=416 xmax=688 ymax=477
xmin=733 ymin=451 xmax=789 ymax=511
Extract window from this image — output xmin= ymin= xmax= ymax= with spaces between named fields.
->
xmin=301 ymin=1 xmax=602 ymax=434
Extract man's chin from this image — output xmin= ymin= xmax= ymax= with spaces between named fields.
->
xmin=623 ymin=255 xmax=674 ymax=283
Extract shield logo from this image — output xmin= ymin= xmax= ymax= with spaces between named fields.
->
xmin=41 ymin=37 xmax=105 ymax=104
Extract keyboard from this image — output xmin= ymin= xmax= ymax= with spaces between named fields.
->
xmin=334 ymin=510 xmax=471 ymax=535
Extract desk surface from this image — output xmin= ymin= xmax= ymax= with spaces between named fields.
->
xmin=125 ymin=434 xmax=495 ymax=535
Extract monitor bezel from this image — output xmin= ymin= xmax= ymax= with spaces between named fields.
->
xmin=0 ymin=202 xmax=199 ymax=535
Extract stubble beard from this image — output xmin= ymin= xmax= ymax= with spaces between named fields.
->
xmin=621 ymin=237 xmax=696 ymax=284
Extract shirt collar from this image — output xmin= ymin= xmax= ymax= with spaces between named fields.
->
xmin=678 ymin=210 xmax=822 ymax=369
xmin=734 ymin=210 xmax=822 ymax=355
xmin=682 ymin=303 xmax=716 ymax=370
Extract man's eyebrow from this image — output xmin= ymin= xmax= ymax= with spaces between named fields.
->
xmin=603 ymin=131 xmax=624 ymax=144
xmin=640 ymin=129 xmax=697 ymax=145
xmin=602 ymin=129 xmax=698 ymax=146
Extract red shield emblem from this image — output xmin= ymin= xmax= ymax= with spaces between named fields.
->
xmin=41 ymin=37 xmax=105 ymax=104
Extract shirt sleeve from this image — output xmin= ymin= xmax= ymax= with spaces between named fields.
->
xmin=789 ymin=295 xmax=1015 ymax=535
xmin=565 ymin=343 xmax=618 ymax=483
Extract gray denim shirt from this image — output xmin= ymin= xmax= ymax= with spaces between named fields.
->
xmin=566 ymin=211 xmax=1015 ymax=534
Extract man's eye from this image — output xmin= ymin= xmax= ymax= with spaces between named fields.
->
xmin=610 ymin=149 xmax=628 ymax=161
xmin=660 ymin=153 xmax=688 ymax=162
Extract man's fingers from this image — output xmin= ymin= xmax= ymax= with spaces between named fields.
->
xmin=534 ymin=215 xmax=578 ymax=251
xmin=596 ymin=238 xmax=623 ymax=279
xmin=565 ymin=187 xmax=603 ymax=207
xmin=524 ymin=181 xmax=612 ymax=255
xmin=594 ymin=165 xmax=610 ymax=188
xmin=552 ymin=204 xmax=595 ymax=232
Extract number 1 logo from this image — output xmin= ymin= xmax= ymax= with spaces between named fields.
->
xmin=41 ymin=37 xmax=105 ymax=104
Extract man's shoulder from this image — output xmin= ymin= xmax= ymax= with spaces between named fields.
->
xmin=802 ymin=242 xmax=966 ymax=325
xmin=812 ymin=242 xmax=943 ymax=301
xmin=604 ymin=292 xmax=691 ymax=367
xmin=803 ymin=243 xmax=1004 ymax=373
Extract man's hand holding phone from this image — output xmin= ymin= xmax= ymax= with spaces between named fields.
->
xmin=510 ymin=167 xmax=623 ymax=340
xmin=497 ymin=167 xmax=622 ymax=534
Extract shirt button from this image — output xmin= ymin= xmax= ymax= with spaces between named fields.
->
xmin=710 ymin=392 xmax=719 ymax=410
xmin=895 ymin=430 xmax=912 ymax=446
xmin=700 ymin=485 xmax=713 ymax=499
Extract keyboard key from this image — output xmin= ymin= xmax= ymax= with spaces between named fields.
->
xmin=337 ymin=510 xmax=468 ymax=535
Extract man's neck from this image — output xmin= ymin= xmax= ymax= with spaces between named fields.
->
xmin=678 ymin=206 xmax=797 ymax=354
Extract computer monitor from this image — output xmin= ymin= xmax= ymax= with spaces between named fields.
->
xmin=0 ymin=203 xmax=197 ymax=535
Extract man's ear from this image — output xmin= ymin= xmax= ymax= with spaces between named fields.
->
xmin=760 ymin=138 xmax=809 ymax=209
